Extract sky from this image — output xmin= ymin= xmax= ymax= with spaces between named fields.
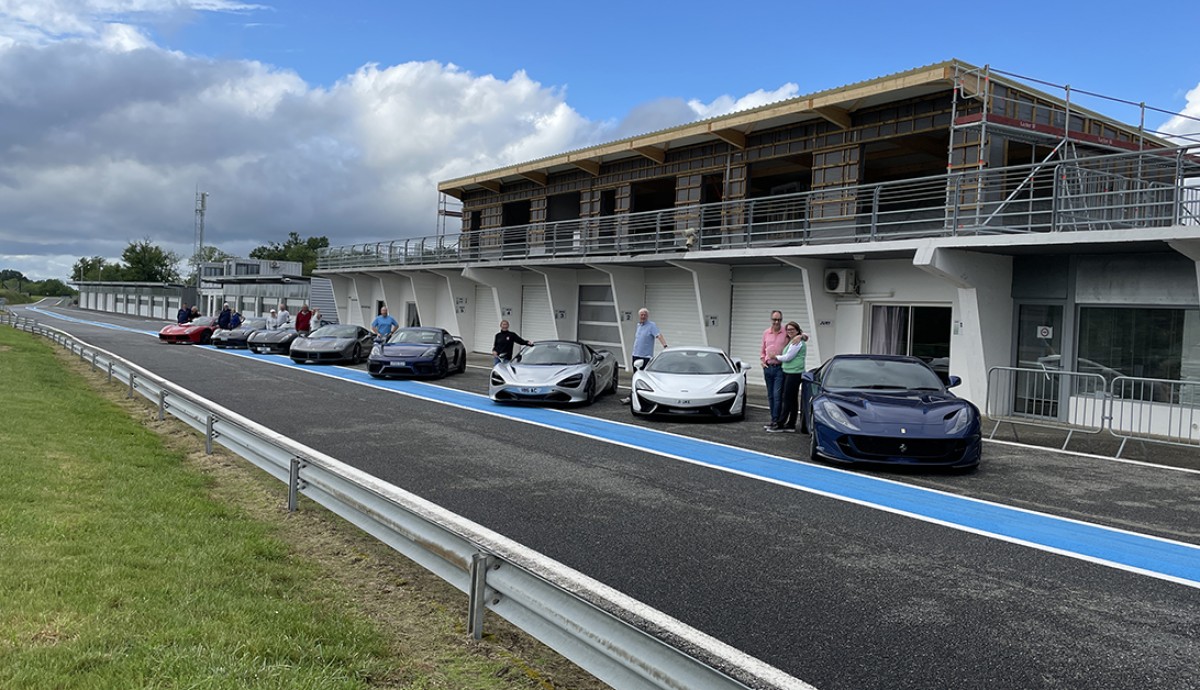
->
xmin=1 ymin=0 xmax=1199 ymax=281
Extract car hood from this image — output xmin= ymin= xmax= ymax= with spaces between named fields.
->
xmin=296 ymin=337 xmax=354 ymax=349
xmin=496 ymin=362 xmax=586 ymax=383
xmin=250 ymin=330 xmax=295 ymax=342
xmin=214 ymin=327 xmax=254 ymax=337
xmin=636 ymin=371 xmax=739 ymax=394
xmin=377 ymin=343 xmax=437 ymax=357
xmin=821 ymin=389 xmax=971 ymax=424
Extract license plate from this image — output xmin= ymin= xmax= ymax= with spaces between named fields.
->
xmin=397 ymin=361 xmax=407 ymax=366
xmin=518 ymin=387 xmax=546 ymax=395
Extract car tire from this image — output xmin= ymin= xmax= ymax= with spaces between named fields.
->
xmin=200 ymin=332 xmax=211 ymax=345
xmin=808 ymin=423 xmax=821 ymax=461
xmin=607 ymin=370 xmax=618 ymax=394
xmin=352 ymin=344 xmax=363 ymax=364
xmin=436 ymin=353 xmax=449 ymax=378
xmin=456 ymin=350 xmax=466 ymax=373
xmin=584 ymin=375 xmax=596 ymax=405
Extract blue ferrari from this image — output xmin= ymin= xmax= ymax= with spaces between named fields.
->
xmin=801 ymin=354 xmax=981 ymax=469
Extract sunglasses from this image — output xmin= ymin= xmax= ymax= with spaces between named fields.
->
xmin=771 ymin=318 xmax=782 ymax=322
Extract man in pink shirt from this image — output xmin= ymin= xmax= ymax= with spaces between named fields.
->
xmin=760 ymin=310 xmax=789 ymax=431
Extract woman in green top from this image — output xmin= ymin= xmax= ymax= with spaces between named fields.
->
xmin=769 ymin=321 xmax=808 ymax=433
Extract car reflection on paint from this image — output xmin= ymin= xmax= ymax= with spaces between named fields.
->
xmin=802 ymin=354 xmax=981 ymax=470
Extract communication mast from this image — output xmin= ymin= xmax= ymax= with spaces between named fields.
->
xmin=193 ymin=190 xmax=208 ymax=289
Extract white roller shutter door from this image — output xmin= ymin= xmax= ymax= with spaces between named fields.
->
xmin=644 ymin=282 xmax=705 ymax=351
xmin=520 ymin=283 xmax=556 ymax=341
xmin=730 ymin=280 xmax=810 ymax=386
xmin=472 ymin=285 xmax=498 ymax=354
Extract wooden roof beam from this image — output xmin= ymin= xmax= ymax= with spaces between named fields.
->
xmin=711 ymin=128 xmax=746 ymax=149
xmin=632 ymin=145 xmax=666 ymax=164
xmin=517 ymin=170 xmax=547 ymax=186
xmin=569 ymin=159 xmax=601 ymax=176
xmin=477 ymin=180 xmax=502 ymax=193
xmin=813 ymin=105 xmax=852 ymax=130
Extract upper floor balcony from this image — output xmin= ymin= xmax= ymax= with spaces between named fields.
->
xmin=317 ymin=145 xmax=1200 ymax=272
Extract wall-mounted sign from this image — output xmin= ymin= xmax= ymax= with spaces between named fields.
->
xmin=818 ymin=320 xmax=833 ymax=327
xmin=455 ymin=296 xmax=466 ymax=306
xmin=502 ymin=306 xmax=512 ymax=316
xmin=456 ymin=305 xmax=466 ymax=314
xmin=706 ymin=315 xmax=718 ymax=327
xmin=622 ymin=311 xmax=632 ymax=321
xmin=1036 ymin=325 xmax=1053 ymax=339
xmin=555 ymin=309 xmax=566 ymax=319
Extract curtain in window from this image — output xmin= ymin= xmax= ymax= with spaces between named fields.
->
xmin=870 ymin=305 xmax=907 ymax=355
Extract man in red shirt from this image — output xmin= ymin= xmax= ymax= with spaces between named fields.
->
xmin=295 ymin=304 xmax=313 ymax=335
xmin=760 ymin=310 xmax=789 ymax=431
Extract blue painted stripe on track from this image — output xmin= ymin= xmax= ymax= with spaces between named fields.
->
xmin=28 ymin=308 xmax=1200 ymax=588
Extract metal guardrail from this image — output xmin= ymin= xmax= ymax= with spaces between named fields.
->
xmin=1 ymin=313 xmax=809 ymax=690
xmin=986 ymin=365 xmax=1200 ymax=457
xmin=318 ymin=144 xmax=1200 ymax=271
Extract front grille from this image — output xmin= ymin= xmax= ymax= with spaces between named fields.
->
xmin=841 ymin=435 xmax=965 ymax=461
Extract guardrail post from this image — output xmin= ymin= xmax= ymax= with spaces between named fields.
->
xmin=127 ymin=372 xmax=135 ymax=399
xmin=107 ymin=361 xmax=113 ymax=383
xmin=157 ymin=389 xmax=166 ymax=421
xmin=468 ymin=554 xmax=499 ymax=640
xmin=91 ymin=351 xmax=98 ymax=371
xmin=288 ymin=457 xmax=307 ymax=512
xmin=205 ymin=414 xmax=214 ymax=454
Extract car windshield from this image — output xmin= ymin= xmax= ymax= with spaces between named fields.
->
xmin=515 ymin=342 xmax=584 ymax=366
xmin=646 ymin=350 xmax=733 ymax=375
xmin=822 ymin=358 xmax=945 ymax=391
xmin=241 ymin=319 xmax=267 ymax=330
xmin=191 ymin=317 xmax=217 ymax=327
xmin=311 ymin=325 xmax=358 ymax=338
xmin=388 ymin=329 xmax=441 ymax=345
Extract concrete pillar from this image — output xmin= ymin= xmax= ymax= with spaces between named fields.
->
xmin=429 ymin=269 xmax=478 ymax=341
xmin=914 ymin=246 xmax=1013 ymax=406
xmin=777 ymin=257 xmax=839 ymax=365
xmin=668 ymin=260 xmax=730 ymax=350
xmin=462 ymin=267 xmax=524 ymax=332
xmin=531 ymin=267 xmax=579 ymax=340
xmin=588 ymin=264 xmax=646 ymax=364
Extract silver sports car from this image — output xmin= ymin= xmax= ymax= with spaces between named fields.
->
xmin=630 ymin=346 xmax=749 ymax=419
xmin=489 ymin=340 xmax=618 ymax=405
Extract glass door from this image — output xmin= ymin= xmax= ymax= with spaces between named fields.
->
xmin=1014 ymin=304 xmax=1064 ymax=418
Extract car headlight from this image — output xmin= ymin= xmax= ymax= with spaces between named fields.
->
xmin=490 ymin=371 xmax=505 ymax=385
xmin=634 ymin=379 xmax=653 ymax=392
xmin=945 ymin=407 xmax=973 ymax=435
xmin=716 ymin=381 xmax=739 ymax=394
xmin=422 ymin=347 xmax=438 ymax=358
xmin=559 ymin=373 xmax=583 ymax=387
xmin=371 ymin=344 xmax=382 ymax=357
xmin=820 ymin=400 xmax=860 ymax=431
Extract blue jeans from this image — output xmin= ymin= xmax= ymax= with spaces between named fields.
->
xmin=763 ymin=365 xmax=784 ymax=424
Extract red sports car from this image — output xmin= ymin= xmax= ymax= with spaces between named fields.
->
xmin=159 ymin=317 xmax=219 ymax=344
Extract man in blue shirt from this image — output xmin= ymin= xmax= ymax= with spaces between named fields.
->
xmin=621 ymin=307 xmax=668 ymax=404
xmin=371 ymin=305 xmax=400 ymax=340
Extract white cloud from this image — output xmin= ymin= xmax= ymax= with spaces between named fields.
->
xmin=0 ymin=2 xmax=802 ymax=281
xmin=1159 ymin=81 xmax=1200 ymax=145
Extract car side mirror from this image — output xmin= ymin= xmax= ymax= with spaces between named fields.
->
xmin=947 ymin=375 xmax=962 ymax=388
xmin=634 ymin=359 xmax=648 ymax=371
xmin=733 ymin=359 xmax=750 ymax=372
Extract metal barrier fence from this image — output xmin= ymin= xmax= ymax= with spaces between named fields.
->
xmin=1 ymin=313 xmax=809 ymax=690
xmin=986 ymin=365 xmax=1200 ymax=457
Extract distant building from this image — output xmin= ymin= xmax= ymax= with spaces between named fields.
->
xmin=316 ymin=59 xmax=1200 ymax=409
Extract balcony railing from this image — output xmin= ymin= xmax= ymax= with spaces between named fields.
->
xmin=318 ymin=144 xmax=1200 ymax=271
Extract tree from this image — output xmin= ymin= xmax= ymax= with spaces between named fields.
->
xmin=72 ymin=256 xmax=111 ymax=282
xmin=121 ymin=238 xmax=181 ymax=283
xmin=28 ymin=279 xmax=75 ymax=296
xmin=250 ymin=232 xmax=330 ymax=276
xmin=0 ymin=269 xmax=28 ymax=294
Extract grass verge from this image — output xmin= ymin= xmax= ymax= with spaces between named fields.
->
xmin=0 ymin=326 xmax=607 ymax=690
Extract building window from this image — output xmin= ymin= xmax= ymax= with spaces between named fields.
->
xmin=869 ymin=305 xmax=952 ymax=379
xmin=1077 ymin=307 xmax=1200 ymax=400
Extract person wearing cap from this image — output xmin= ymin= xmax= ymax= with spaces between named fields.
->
xmin=265 ymin=308 xmax=283 ymax=330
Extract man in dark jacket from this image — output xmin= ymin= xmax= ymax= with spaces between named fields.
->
xmin=177 ymin=303 xmax=190 ymax=324
xmin=491 ymin=320 xmax=533 ymax=365
xmin=217 ymin=303 xmax=233 ymax=330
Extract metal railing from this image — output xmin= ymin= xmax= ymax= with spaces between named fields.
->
xmin=1 ymin=313 xmax=809 ymax=690
xmin=986 ymin=365 xmax=1200 ymax=457
xmin=319 ymin=144 xmax=1200 ymax=271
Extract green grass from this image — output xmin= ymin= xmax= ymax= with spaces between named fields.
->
xmin=0 ymin=327 xmax=601 ymax=690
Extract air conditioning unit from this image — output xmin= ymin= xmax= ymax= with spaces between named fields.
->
xmin=823 ymin=268 xmax=856 ymax=294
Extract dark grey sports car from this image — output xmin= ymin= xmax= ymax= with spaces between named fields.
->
xmin=289 ymin=324 xmax=373 ymax=364
xmin=247 ymin=327 xmax=300 ymax=355
xmin=211 ymin=318 xmax=268 ymax=349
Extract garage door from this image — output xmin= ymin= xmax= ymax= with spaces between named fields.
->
xmin=644 ymin=282 xmax=705 ymax=350
xmin=520 ymin=283 xmax=556 ymax=341
xmin=729 ymin=279 xmax=811 ymax=385
xmin=472 ymin=285 xmax=498 ymax=354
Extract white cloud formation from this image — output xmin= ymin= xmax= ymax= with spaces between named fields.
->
xmin=1159 ymin=81 xmax=1200 ymax=145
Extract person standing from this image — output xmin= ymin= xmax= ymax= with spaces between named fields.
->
xmin=491 ymin=319 xmax=533 ymax=365
xmin=769 ymin=321 xmax=809 ymax=433
xmin=620 ymin=308 xmax=668 ymax=404
xmin=371 ymin=305 xmax=399 ymax=340
xmin=177 ymin=303 xmax=190 ymax=324
xmin=311 ymin=308 xmax=323 ymax=328
xmin=217 ymin=303 xmax=233 ymax=330
xmin=276 ymin=303 xmax=292 ymax=328
xmin=295 ymin=304 xmax=313 ymax=335
xmin=265 ymin=308 xmax=282 ymax=330
xmin=760 ymin=310 xmax=789 ymax=431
